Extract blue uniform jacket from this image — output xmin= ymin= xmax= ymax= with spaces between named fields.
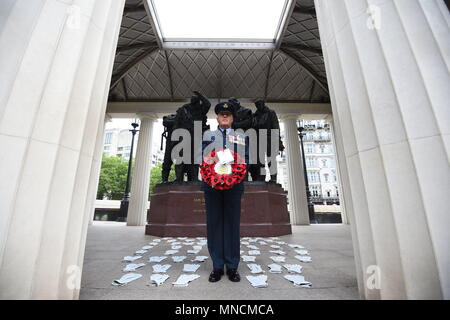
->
xmin=201 ymin=128 xmax=249 ymax=191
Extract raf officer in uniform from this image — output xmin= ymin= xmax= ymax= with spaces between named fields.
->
xmin=201 ymin=102 xmax=249 ymax=283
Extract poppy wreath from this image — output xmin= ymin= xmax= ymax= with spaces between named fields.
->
xmin=200 ymin=148 xmax=247 ymax=190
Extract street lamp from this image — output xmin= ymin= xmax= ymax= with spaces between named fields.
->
xmin=297 ymin=126 xmax=316 ymax=224
xmin=117 ymin=122 xmax=139 ymax=222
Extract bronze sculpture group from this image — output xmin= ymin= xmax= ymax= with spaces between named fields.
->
xmin=161 ymin=92 xmax=284 ymax=183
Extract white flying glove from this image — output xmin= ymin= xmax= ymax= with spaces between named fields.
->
xmin=172 ymin=256 xmax=187 ymax=263
xmin=183 ymin=264 xmax=201 ymax=273
xmin=270 ymin=256 xmax=286 ymax=263
xmin=247 ymin=264 xmax=264 ymax=274
xmin=148 ymin=256 xmax=167 ymax=263
xmin=242 ymin=255 xmax=256 ymax=262
xmin=149 ymin=274 xmax=170 ymax=286
xmin=123 ymin=256 xmax=142 ymax=262
xmin=284 ymin=275 xmax=312 ymax=287
xmin=112 ymin=273 xmax=142 ymax=286
xmin=152 ymin=264 xmax=172 ymax=273
xmin=123 ymin=263 xmax=146 ymax=272
xmin=269 ymin=250 xmax=286 ymax=255
xmin=246 ymin=275 xmax=268 ymax=288
xmin=191 ymin=256 xmax=208 ymax=262
xmin=283 ymin=264 xmax=303 ymax=274
xmin=295 ymin=256 xmax=312 ymax=263
xmin=172 ymin=274 xmax=200 ymax=287
xmin=267 ymin=264 xmax=282 ymax=273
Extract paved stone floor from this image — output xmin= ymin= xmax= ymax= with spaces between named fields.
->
xmin=80 ymin=222 xmax=359 ymax=300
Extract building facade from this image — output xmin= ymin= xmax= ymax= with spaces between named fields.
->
xmin=277 ymin=119 xmax=340 ymax=205
xmin=102 ymin=126 xmax=164 ymax=167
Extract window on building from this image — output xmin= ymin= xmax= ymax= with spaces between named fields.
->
xmin=117 ymin=147 xmax=123 ymax=151
xmin=306 ymin=144 xmax=313 ymax=153
xmin=324 ymin=173 xmax=329 ymax=182
xmin=104 ymin=132 xmax=112 ymax=145
xmin=103 ymin=146 xmax=110 ymax=151
xmin=307 ymin=171 xmax=318 ymax=183
xmin=310 ymin=185 xmax=320 ymax=197
xmin=321 ymin=159 xmax=327 ymax=168
xmin=319 ymin=144 xmax=325 ymax=153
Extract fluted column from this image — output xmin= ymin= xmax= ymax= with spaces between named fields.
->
xmin=88 ymin=113 xmax=112 ymax=225
xmin=0 ymin=0 xmax=125 ymax=299
xmin=127 ymin=113 xmax=158 ymax=226
xmin=281 ymin=116 xmax=310 ymax=225
xmin=325 ymin=115 xmax=348 ymax=225
xmin=315 ymin=0 xmax=449 ymax=299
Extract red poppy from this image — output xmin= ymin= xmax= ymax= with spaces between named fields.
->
xmin=200 ymin=148 xmax=247 ymax=190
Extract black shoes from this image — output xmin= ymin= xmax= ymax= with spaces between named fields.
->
xmin=209 ymin=268 xmax=240 ymax=282
xmin=208 ymin=269 xmax=224 ymax=282
xmin=226 ymin=268 xmax=241 ymax=282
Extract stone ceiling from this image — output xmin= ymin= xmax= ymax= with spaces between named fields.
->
xmin=109 ymin=0 xmax=329 ymax=103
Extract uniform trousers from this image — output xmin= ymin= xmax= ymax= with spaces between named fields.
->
xmin=202 ymin=181 xmax=244 ymax=270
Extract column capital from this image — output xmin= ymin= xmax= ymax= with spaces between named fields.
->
xmin=104 ymin=113 xmax=112 ymax=123
xmin=323 ymin=114 xmax=333 ymax=122
xmin=278 ymin=113 xmax=300 ymax=122
xmin=136 ymin=112 xmax=158 ymax=121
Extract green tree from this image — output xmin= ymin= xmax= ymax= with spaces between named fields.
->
xmin=97 ymin=154 xmax=129 ymax=200
xmin=149 ymin=163 xmax=176 ymax=195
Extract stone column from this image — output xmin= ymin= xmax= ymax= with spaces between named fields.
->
xmin=127 ymin=113 xmax=158 ymax=226
xmin=0 ymin=0 xmax=125 ymax=299
xmin=315 ymin=0 xmax=449 ymax=299
xmin=281 ymin=116 xmax=310 ymax=225
xmin=88 ymin=113 xmax=112 ymax=225
xmin=325 ymin=114 xmax=348 ymax=225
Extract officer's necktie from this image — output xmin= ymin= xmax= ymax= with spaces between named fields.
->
xmin=222 ymin=128 xmax=226 ymax=149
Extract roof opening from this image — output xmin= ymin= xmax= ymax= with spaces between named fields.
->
xmin=147 ymin=0 xmax=293 ymax=50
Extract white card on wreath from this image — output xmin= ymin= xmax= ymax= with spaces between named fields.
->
xmin=216 ymin=148 xmax=234 ymax=164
